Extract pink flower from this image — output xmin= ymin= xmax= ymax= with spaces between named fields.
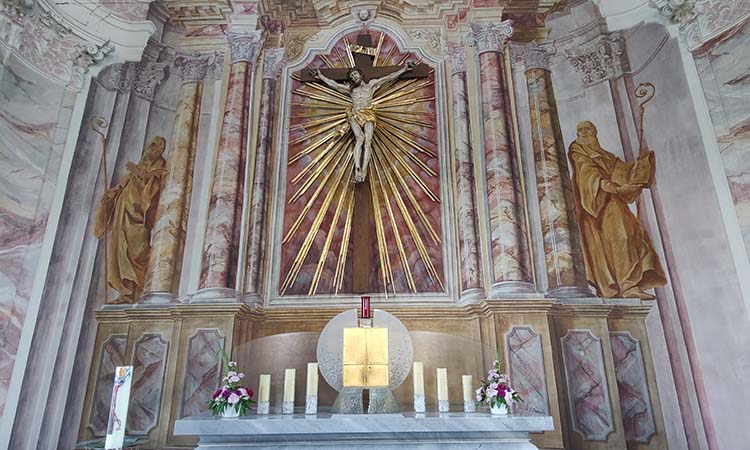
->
xmin=504 ymin=389 xmax=515 ymax=405
xmin=247 ymin=388 xmax=254 ymax=398
xmin=486 ymin=387 xmax=498 ymax=400
xmin=212 ymin=388 xmax=222 ymax=399
xmin=222 ymin=389 xmax=231 ymax=399
xmin=487 ymin=369 xmax=498 ymax=379
xmin=227 ymin=393 xmax=241 ymax=405
xmin=238 ymin=387 xmax=248 ymax=397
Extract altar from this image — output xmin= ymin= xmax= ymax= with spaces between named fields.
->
xmin=174 ymin=412 xmax=553 ymax=449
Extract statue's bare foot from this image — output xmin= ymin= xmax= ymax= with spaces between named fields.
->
xmin=353 ymin=166 xmax=364 ymax=183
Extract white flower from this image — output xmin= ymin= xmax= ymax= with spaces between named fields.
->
xmin=228 ymin=361 xmax=237 ymax=367
xmin=475 ymin=388 xmax=483 ymax=402
xmin=238 ymin=387 xmax=248 ymax=396
xmin=238 ymin=373 xmax=245 ymax=379
xmin=222 ymin=376 xmax=229 ymax=382
xmin=229 ymin=375 xmax=240 ymax=383
xmin=227 ymin=371 xmax=237 ymax=377
xmin=504 ymin=389 xmax=514 ymax=405
xmin=227 ymin=393 xmax=241 ymax=405
xmin=486 ymin=387 xmax=498 ymax=400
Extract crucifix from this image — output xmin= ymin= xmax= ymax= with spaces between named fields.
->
xmin=299 ymin=33 xmax=430 ymax=293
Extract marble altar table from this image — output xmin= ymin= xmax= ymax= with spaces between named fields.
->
xmin=174 ymin=411 xmax=553 ymax=449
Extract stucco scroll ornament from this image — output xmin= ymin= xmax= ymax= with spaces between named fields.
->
xmin=262 ymin=47 xmax=286 ymax=80
xmin=519 ymin=41 xmax=555 ymax=71
xmin=565 ymin=34 xmax=624 ymax=86
xmin=466 ymin=20 xmax=514 ymax=55
xmin=174 ymin=54 xmax=212 ymax=82
xmin=69 ymin=40 xmax=115 ymax=89
xmin=407 ymin=28 xmax=442 ymax=50
xmin=649 ymin=0 xmax=697 ymax=27
xmin=442 ymin=41 xmax=466 ymax=74
xmin=227 ymin=30 xmax=263 ymax=64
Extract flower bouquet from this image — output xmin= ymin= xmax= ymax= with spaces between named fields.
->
xmin=209 ymin=356 xmax=255 ymax=418
xmin=475 ymin=359 xmax=522 ymax=415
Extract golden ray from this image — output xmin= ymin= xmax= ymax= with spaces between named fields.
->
xmin=378 ymin=116 xmax=437 ymax=148
xmin=376 ymin=96 xmax=435 ymax=108
xmin=293 ymin=88 xmax=351 ymax=106
xmin=373 ymin=133 xmax=439 ymax=204
xmin=292 ymin=102 xmax=347 ymax=110
xmin=372 ymin=156 xmax=416 ymax=293
xmin=289 ymin=118 xmax=347 ymax=145
xmin=292 ymin=135 xmax=349 ymax=184
xmin=378 ymin=121 xmax=438 ymax=158
xmin=374 ymin=80 xmax=434 ymax=105
xmin=343 ymin=37 xmax=356 ymax=67
xmin=309 ymin=173 xmax=351 ymax=295
xmin=369 ymin=168 xmax=394 ymax=296
xmin=378 ymin=112 xmax=434 ymax=128
xmin=374 ymin=78 xmax=420 ymax=101
xmin=292 ymin=110 xmax=346 ymax=119
xmin=372 ymin=139 xmax=440 ymax=244
xmin=289 ymin=136 xmax=349 ymax=202
xmin=334 ymin=47 xmax=350 ymax=68
xmin=281 ymin=153 xmax=354 ymax=294
xmin=382 ymin=46 xmax=396 ymax=67
xmin=373 ymin=32 xmax=385 ymax=66
xmin=289 ymin=130 xmax=339 ymax=164
xmin=303 ymin=81 xmax=353 ymax=103
xmin=284 ymin=149 xmax=350 ymax=242
xmin=373 ymin=151 xmax=443 ymax=290
xmin=291 ymin=113 xmax=347 ymax=130
xmin=334 ymin=188 xmax=355 ymax=293
xmin=376 ymin=130 xmax=438 ymax=181
xmin=320 ymin=55 xmax=336 ymax=69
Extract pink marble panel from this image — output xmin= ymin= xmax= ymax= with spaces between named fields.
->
xmin=280 ymin=30 xmax=443 ymax=295
xmin=610 ymin=332 xmax=655 ymax=443
xmin=88 ymin=334 xmax=127 ymax=436
xmin=180 ymin=329 xmax=224 ymax=418
xmin=200 ymin=61 xmax=251 ymax=289
xmin=478 ymin=51 xmax=533 ymax=286
xmin=506 ymin=326 xmax=549 ymax=415
xmin=127 ymin=333 xmax=169 ymax=435
xmin=561 ymin=329 xmax=614 ymax=441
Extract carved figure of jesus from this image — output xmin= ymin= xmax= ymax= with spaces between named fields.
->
xmin=314 ymin=62 xmax=413 ymax=183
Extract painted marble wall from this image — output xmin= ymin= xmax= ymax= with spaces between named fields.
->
xmin=693 ymin=18 xmax=750 ymax=258
xmin=0 ymin=51 xmax=74 ymax=416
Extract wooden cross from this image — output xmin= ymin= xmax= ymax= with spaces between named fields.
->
xmin=300 ymin=33 xmax=429 ymax=294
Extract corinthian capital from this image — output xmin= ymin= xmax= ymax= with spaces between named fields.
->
xmin=442 ymin=42 xmax=466 ymax=74
xmin=517 ymin=41 xmax=555 ymax=71
xmin=565 ymin=33 xmax=624 ymax=86
xmin=467 ymin=20 xmax=514 ymax=55
xmin=227 ymin=30 xmax=263 ymax=64
xmin=175 ymin=55 xmax=211 ymax=82
xmin=262 ymin=47 xmax=286 ymax=80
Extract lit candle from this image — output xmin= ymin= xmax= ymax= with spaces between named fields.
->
xmin=436 ymin=368 xmax=448 ymax=401
xmin=462 ymin=375 xmax=473 ymax=402
xmin=361 ymin=296 xmax=371 ymax=319
xmin=306 ymin=363 xmax=318 ymax=396
xmin=258 ymin=374 xmax=270 ymax=402
xmin=283 ymin=368 xmax=296 ymax=403
xmin=413 ymin=362 xmax=425 ymax=395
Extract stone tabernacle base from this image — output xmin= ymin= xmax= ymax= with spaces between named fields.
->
xmin=174 ymin=412 xmax=553 ymax=449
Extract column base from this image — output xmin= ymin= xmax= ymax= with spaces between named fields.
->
xmin=458 ymin=288 xmax=486 ymax=305
xmin=190 ymin=287 xmax=239 ymax=303
xmin=139 ymin=292 xmax=180 ymax=304
xmin=546 ymin=285 xmax=593 ymax=298
xmin=488 ymin=281 xmax=538 ymax=298
xmin=240 ymin=292 xmax=263 ymax=308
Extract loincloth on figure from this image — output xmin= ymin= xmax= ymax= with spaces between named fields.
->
xmin=349 ymin=107 xmax=377 ymax=127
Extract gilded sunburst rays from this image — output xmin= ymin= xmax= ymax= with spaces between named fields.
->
xmin=282 ymin=37 xmax=443 ymax=296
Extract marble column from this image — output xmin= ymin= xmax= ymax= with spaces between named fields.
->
xmin=196 ymin=31 xmax=262 ymax=300
xmin=142 ymin=55 xmax=210 ymax=303
xmin=469 ymin=21 xmax=534 ymax=295
xmin=243 ymin=48 xmax=285 ymax=303
xmin=445 ymin=42 xmax=484 ymax=303
xmin=521 ymin=43 xmax=589 ymax=297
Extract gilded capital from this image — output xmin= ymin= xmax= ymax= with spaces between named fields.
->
xmin=467 ymin=20 xmax=514 ymax=55
xmin=227 ymin=30 xmax=263 ymax=64
xmin=262 ymin=47 xmax=286 ymax=80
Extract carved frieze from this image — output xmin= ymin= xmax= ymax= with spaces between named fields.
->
xmin=467 ymin=20 xmax=514 ymax=55
xmin=565 ymin=33 xmax=624 ymax=86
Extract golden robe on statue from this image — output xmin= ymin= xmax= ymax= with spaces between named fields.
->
xmin=568 ymin=121 xmax=666 ymax=299
xmin=94 ymin=137 xmax=167 ymax=303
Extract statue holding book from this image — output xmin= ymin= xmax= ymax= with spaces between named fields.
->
xmin=568 ymin=121 xmax=666 ymax=299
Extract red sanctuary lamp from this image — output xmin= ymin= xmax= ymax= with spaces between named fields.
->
xmin=361 ymin=296 xmax=371 ymax=318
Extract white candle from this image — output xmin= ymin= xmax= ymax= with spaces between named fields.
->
xmin=436 ymin=368 xmax=448 ymax=401
xmin=283 ymin=368 xmax=296 ymax=402
xmin=413 ymin=362 xmax=425 ymax=395
xmin=462 ymin=375 xmax=473 ymax=402
xmin=258 ymin=374 xmax=270 ymax=402
xmin=306 ymin=363 xmax=318 ymax=396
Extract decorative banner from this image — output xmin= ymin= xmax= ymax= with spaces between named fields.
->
xmin=104 ymin=366 xmax=133 ymax=450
